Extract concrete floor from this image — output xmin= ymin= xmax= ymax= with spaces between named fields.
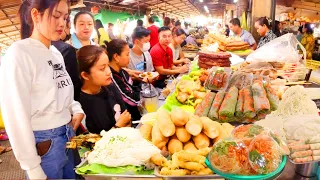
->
xmin=0 ymin=140 xmax=25 ymax=179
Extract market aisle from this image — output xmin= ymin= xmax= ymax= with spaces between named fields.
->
xmin=0 ymin=140 xmax=24 ymax=179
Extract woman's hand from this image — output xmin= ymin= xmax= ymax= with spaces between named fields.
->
xmin=123 ymin=68 xmax=142 ymax=81
xmin=71 ymin=113 xmax=85 ymax=131
xmin=116 ymin=110 xmax=132 ymax=127
xmin=182 ymin=58 xmax=191 ymax=64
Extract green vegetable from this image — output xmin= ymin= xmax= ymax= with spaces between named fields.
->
xmin=249 ymin=150 xmax=268 ymax=174
xmin=78 ymin=147 xmax=91 ymax=158
xmin=76 ymin=164 xmax=154 ymax=175
xmin=248 ymin=125 xmax=264 ymax=137
xmin=214 ymin=141 xmax=237 ymax=155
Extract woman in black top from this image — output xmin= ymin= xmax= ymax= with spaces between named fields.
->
xmin=77 ymin=45 xmax=132 ymax=134
xmin=106 ymin=39 xmax=142 ymax=122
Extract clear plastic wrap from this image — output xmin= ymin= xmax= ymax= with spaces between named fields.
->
xmin=246 ymin=33 xmax=306 ymax=64
xmin=248 ymin=135 xmax=282 ymax=174
xmin=227 ymin=71 xmax=254 ymax=90
xmin=204 ymin=67 xmax=232 ymax=91
xmin=208 ymin=138 xmax=248 ymax=174
xmin=232 ymin=125 xmax=266 ymax=147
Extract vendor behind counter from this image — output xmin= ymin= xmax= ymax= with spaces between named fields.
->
xmin=150 ymin=26 xmax=189 ymax=88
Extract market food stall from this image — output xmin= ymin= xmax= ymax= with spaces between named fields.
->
xmin=68 ymin=19 xmax=320 ymax=178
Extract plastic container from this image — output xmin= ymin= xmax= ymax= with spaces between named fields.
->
xmin=248 ymin=135 xmax=282 ymax=174
xmin=204 ymin=67 xmax=232 ymax=91
xmin=207 ymin=138 xmax=248 ymax=174
xmin=205 ymin=156 xmax=287 ymax=180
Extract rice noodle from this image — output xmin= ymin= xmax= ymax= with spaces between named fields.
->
xmin=87 ymin=127 xmax=160 ymax=167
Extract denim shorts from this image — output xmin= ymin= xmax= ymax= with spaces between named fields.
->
xmin=33 ymin=124 xmax=76 ymax=179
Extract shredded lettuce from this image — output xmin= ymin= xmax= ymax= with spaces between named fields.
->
xmin=76 ymin=164 xmax=154 ymax=175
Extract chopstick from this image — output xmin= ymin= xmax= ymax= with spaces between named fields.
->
xmin=285 ymin=81 xmax=312 ymax=85
xmin=132 ymin=119 xmax=155 ymax=124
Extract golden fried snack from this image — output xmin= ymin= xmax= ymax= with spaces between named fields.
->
xmin=150 ymin=153 xmax=167 ymax=166
xmin=160 ymin=167 xmax=191 ymax=176
xmin=191 ymin=168 xmax=214 ymax=175
xmin=176 ymin=151 xmax=206 ymax=165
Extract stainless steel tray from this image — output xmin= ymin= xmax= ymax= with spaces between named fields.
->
xmin=83 ymin=174 xmax=157 ymax=180
xmin=154 ymin=167 xmax=223 ymax=180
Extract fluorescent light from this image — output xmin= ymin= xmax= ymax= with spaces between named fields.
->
xmin=199 ymin=0 xmax=203 ymax=2
xmin=204 ymin=6 xmax=209 ymax=13
xmin=234 ymin=0 xmax=238 ymax=2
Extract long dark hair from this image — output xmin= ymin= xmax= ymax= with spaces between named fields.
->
xmin=77 ymin=45 xmax=106 ymax=81
xmin=105 ymin=39 xmax=128 ymax=61
xmin=256 ymin=17 xmax=272 ymax=29
xmin=19 ymin=0 xmax=65 ymax=39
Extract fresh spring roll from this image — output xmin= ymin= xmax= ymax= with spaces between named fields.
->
xmin=310 ymin=143 xmax=320 ymax=150
xmin=312 ymin=150 xmax=320 ymax=156
xmin=208 ymin=91 xmax=225 ymax=120
xmin=235 ymin=88 xmax=245 ymax=118
xmin=195 ymin=92 xmax=216 ymax=117
xmin=306 ymin=136 xmax=320 ymax=144
xmin=313 ymin=156 xmax=320 ymax=161
xmin=252 ymin=80 xmax=270 ymax=113
xmin=294 ymin=156 xmax=313 ymax=163
xmin=289 ymin=144 xmax=311 ymax=152
xmin=219 ymin=86 xmax=239 ymax=118
xmin=291 ymin=150 xmax=313 ymax=159
xmin=243 ymin=86 xmax=256 ymax=119
xmin=264 ymin=83 xmax=279 ymax=111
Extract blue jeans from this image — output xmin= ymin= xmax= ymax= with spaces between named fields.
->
xmin=33 ymin=124 xmax=76 ymax=179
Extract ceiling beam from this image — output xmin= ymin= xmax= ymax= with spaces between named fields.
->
xmin=0 ymin=23 xmax=19 ymax=29
xmin=292 ymin=2 xmax=320 ymax=12
xmin=0 ymin=3 xmax=21 ymax=9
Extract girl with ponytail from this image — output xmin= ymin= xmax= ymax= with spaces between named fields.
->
xmin=0 ymin=0 xmax=85 ymax=179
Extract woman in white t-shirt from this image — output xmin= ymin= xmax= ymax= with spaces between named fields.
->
xmin=169 ymin=28 xmax=191 ymax=66
xmin=0 ymin=0 xmax=84 ymax=179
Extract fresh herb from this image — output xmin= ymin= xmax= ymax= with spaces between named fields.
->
xmin=249 ymin=150 xmax=268 ymax=173
xmin=248 ymin=125 xmax=264 ymax=137
xmin=108 ymin=136 xmax=127 ymax=144
xmin=214 ymin=141 xmax=237 ymax=155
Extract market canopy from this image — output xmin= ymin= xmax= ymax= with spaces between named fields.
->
xmin=0 ymin=0 xmax=20 ymax=49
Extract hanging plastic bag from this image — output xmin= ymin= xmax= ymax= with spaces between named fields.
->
xmin=246 ymin=33 xmax=306 ymax=64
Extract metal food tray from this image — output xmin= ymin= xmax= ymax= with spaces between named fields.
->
xmin=83 ymin=174 xmax=157 ymax=180
xmin=154 ymin=167 xmax=223 ymax=180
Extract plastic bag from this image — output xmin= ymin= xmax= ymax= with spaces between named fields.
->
xmin=208 ymin=138 xmax=248 ymax=174
xmin=204 ymin=67 xmax=232 ymax=91
xmin=248 ymin=134 xmax=282 ymax=174
xmin=247 ymin=33 xmax=306 ymax=64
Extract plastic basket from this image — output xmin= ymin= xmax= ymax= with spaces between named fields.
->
xmin=306 ymin=60 xmax=320 ymax=70
xmin=205 ymin=156 xmax=287 ymax=180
